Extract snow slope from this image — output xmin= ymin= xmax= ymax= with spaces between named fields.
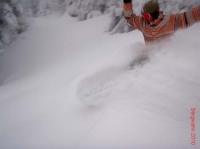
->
xmin=0 ymin=14 xmax=200 ymax=149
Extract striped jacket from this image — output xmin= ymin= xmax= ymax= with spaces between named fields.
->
xmin=124 ymin=2 xmax=200 ymax=44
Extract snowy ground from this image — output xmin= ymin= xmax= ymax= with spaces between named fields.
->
xmin=0 ymin=14 xmax=200 ymax=149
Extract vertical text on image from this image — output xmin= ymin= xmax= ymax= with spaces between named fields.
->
xmin=190 ymin=108 xmax=196 ymax=146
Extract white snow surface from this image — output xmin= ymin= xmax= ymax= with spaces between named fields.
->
xmin=0 ymin=14 xmax=200 ymax=149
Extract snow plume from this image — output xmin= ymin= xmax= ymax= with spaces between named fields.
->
xmin=77 ymin=24 xmax=200 ymax=108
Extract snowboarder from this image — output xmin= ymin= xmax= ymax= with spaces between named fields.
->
xmin=124 ymin=0 xmax=200 ymax=45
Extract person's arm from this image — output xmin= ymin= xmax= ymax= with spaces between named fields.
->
xmin=123 ymin=0 xmax=142 ymax=30
xmin=174 ymin=6 xmax=200 ymax=30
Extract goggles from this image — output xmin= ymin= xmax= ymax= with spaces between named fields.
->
xmin=142 ymin=13 xmax=152 ymax=19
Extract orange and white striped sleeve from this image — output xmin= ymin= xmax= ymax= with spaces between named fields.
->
xmin=123 ymin=2 xmax=142 ymax=30
xmin=174 ymin=5 xmax=200 ymax=31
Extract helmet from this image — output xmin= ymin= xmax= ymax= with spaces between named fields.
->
xmin=142 ymin=0 xmax=159 ymax=14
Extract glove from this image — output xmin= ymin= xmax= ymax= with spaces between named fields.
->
xmin=124 ymin=0 xmax=132 ymax=3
